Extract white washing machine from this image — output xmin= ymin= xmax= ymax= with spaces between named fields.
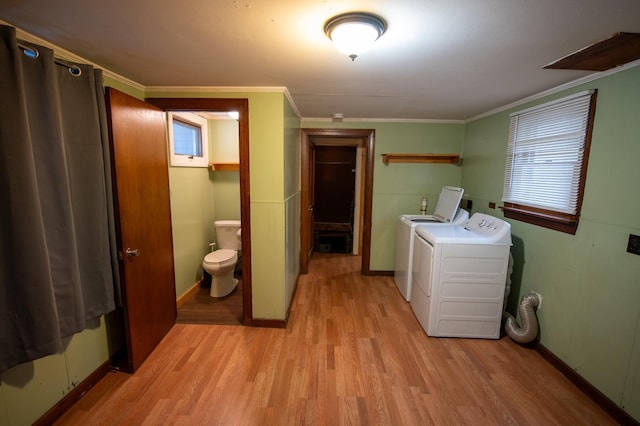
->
xmin=410 ymin=212 xmax=512 ymax=339
xmin=393 ymin=186 xmax=468 ymax=302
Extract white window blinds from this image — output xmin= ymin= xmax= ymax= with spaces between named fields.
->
xmin=502 ymin=90 xmax=594 ymax=214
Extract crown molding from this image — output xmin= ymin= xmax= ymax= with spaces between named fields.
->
xmin=5 ymin=19 xmax=638 ymax=124
xmin=145 ymin=85 xmax=289 ymax=94
xmin=301 ymin=117 xmax=465 ymax=124
xmin=466 ymin=59 xmax=640 ymax=123
xmin=2 ymin=20 xmax=145 ymax=92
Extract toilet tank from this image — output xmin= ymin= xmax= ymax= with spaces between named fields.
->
xmin=215 ymin=220 xmax=242 ymax=250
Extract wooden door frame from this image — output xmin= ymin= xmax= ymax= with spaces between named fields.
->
xmin=145 ymin=97 xmax=253 ymax=325
xmin=300 ymin=128 xmax=375 ymax=275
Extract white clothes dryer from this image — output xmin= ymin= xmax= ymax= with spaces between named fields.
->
xmin=393 ymin=186 xmax=468 ymax=302
xmin=410 ymin=213 xmax=512 ymax=339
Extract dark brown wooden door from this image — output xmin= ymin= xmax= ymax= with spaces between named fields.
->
xmin=106 ymin=88 xmax=176 ymax=372
xmin=314 ymin=146 xmax=356 ymax=225
xmin=300 ymin=134 xmax=315 ymax=273
xmin=308 ymin=146 xmax=316 ymax=261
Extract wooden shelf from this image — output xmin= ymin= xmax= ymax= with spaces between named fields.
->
xmin=381 ymin=153 xmax=461 ymax=165
xmin=209 ymin=162 xmax=239 ymax=171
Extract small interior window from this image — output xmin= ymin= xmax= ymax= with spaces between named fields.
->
xmin=168 ymin=111 xmax=209 ymax=167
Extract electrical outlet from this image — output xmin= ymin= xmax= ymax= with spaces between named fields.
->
xmin=627 ymin=234 xmax=640 ymax=256
xmin=530 ymin=290 xmax=542 ymax=309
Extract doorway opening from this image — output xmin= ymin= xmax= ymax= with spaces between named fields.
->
xmin=300 ymin=128 xmax=375 ymax=275
xmin=146 ymin=97 xmax=252 ymax=326
xmin=313 ymin=145 xmax=357 ymax=254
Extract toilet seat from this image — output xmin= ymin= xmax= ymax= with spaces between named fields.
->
xmin=204 ymin=249 xmax=237 ymax=267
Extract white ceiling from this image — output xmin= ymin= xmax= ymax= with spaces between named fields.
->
xmin=1 ymin=0 xmax=639 ymax=121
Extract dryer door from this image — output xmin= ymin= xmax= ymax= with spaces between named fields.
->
xmin=411 ymin=234 xmax=435 ymax=334
xmin=412 ymin=234 xmax=434 ymax=297
xmin=393 ymin=216 xmax=413 ymax=301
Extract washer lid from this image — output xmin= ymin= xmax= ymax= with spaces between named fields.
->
xmin=433 ymin=186 xmax=464 ymax=223
xmin=204 ymin=249 xmax=236 ymax=264
xmin=401 ymin=208 xmax=469 ymax=226
xmin=400 ymin=214 xmax=438 ymax=225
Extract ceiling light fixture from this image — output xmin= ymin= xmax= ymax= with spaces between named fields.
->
xmin=324 ymin=12 xmax=387 ymax=61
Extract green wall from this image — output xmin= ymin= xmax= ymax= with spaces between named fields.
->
xmin=284 ymin=98 xmax=301 ymax=312
xmin=299 ymin=120 xmax=465 ymax=271
xmin=209 ymin=118 xmax=241 ymax=225
xmin=169 ymin=165 xmax=216 ymax=298
xmin=462 ymin=65 xmax=640 ymax=420
xmin=0 ymin=317 xmax=110 ymax=426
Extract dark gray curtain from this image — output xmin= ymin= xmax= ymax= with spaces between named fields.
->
xmin=0 ymin=25 xmax=119 ymax=372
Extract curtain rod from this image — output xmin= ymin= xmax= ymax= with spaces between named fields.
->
xmin=17 ymin=42 xmax=83 ymax=76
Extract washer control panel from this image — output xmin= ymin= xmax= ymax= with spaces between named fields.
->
xmin=465 ymin=213 xmax=509 ymax=237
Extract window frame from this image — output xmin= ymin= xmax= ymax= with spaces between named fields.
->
xmin=501 ymin=90 xmax=598 ymax=235
xmin=167 ymin=111 xmax=209 ymax=168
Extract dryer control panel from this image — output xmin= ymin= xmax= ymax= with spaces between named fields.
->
xmin=465 ymin=213 xmax=511 ymax=241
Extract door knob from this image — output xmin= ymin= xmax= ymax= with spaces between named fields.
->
xmin=125 ymin=248 xmax=141 ymax=257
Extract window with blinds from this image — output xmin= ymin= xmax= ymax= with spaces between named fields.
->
xmin=502 ymin=90 xmax=597 ymax=234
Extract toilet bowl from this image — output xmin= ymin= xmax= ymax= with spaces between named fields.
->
xmin=203 ymin=220 xmax=241 ymax=297
xmin=202 ymin=249 xmax=238 ymax=297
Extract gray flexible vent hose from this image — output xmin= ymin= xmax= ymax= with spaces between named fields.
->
xmin=504 ymin=292 xmax=541 ymax=344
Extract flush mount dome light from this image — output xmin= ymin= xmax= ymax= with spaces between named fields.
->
xmin=324 ymin=12 xmax=387 ymax=61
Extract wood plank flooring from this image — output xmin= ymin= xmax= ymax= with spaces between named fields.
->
xmin=55 ymin=253 xmax=616 ymax=425
xmin=176 ymin=279 xmax=243 ymax=325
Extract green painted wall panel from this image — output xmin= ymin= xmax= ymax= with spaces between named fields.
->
xmin=624 ymin=320 xmax=640 ymax=418
xmin=169 ymin=166 xmax=215 ymax=298
xmin=284 ymin=100 xmax=301 ymax=200
xmin=284 ymin=99 xmax=301 ymax=312
xmin=250 ymin=201 xmax=286 ymax=319
xmin=211 ymin=171 xmax=241 ymax=221
xmin=1 ymin=321 xmax=110 ymax=425
xmin=1 ymin=353 xmax=68 ymax=426
xmin=463 ymin=65 xmax=640 ymax=420
xmin=209 ymin=118 xmax=239 ymax=163
xmin=64 ymin=317 xmax=110 ymax=387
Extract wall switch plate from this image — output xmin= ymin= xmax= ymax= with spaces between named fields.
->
xmin=627 ymin=234 xmax=640 ymax=255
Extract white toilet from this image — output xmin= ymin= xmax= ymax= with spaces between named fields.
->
xmin=202 ymin=220 xmax=241 ymax=297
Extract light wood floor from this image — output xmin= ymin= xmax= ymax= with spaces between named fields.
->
xmin=55 ymin=254 xmax=615 ymax=425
